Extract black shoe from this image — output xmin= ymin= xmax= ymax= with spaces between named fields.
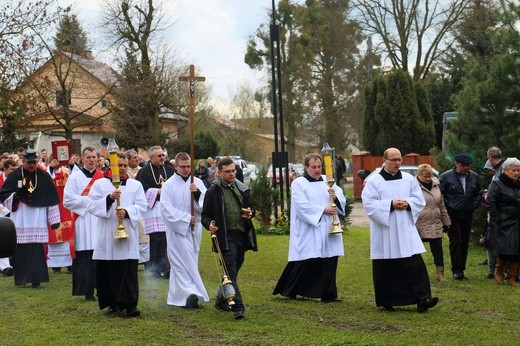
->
xmin=453 ymin=272 xmax=464 ymax=280
xmin=2 ymin=267 xmax=13 ymax=276
xmin=126 ymin=308 xmax=141 ymax=318
xmin=85 ymin=294 xmax=96 ymax=301
xmin=52 ymin=268 xmax=61 ymax=274
xmin=185 ymin=294 xmax=199 ymax=309
xmin=321 ymin=297 xmax=342 ymax=303
xmin=486 ymin=273 xmax=494 ymax=279
xmin=31 ymin=283 xmax=42 ymax=289
xmin=381 ymin=306 xmax=395 ymax=312
xmin=214 ymin=299 xmax=232 ymax=312
xmin=417 ymin=297 xmax=439 ymax=312
xmin=107 ymin=306 xmax=120 ymax=315
xmin=233 ymin=310 xmax=245 ymax=320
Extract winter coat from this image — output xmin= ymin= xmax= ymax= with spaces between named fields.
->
xmin=415 ymin=177 xmax=451 ymax=239
xmin=439 ymin=168 xmax=482 ymax=219
xmin=486 ymin=174 xmax=520 ymax=256
xmin=201 ymin=177 xmax=258 ymax=252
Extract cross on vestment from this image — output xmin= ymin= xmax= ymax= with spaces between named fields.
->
xmin=179 ymin=65 xmax=205 ymax=232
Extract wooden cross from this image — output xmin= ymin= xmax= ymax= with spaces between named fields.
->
xmin=179 ymin=65 xmax=205 ymax=232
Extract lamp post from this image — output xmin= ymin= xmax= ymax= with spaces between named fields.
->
xmin=106 ymin=138 xmax=128 ymax=239
xmin=321 ymin=142 xmax=343 ymax=234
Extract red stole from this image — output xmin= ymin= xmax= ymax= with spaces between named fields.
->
xmin=69 ymin=169 xmax=104 ymax=258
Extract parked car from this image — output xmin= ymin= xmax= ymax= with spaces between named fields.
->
xmin=358 ymin=164 xmax=439 ymax=188
xmin=267 ymin=164 xmax=298 ymax=185
xmin=291 ymin=163 xmax=304 ymax=177
xmin=215 ymin=155 xmax=251 ymax=186
xmin=247 ymin=163 xmax=259 ymax=181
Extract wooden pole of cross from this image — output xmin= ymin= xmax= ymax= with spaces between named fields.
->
xmin=179 ymin=65 xmax=205 ymax=233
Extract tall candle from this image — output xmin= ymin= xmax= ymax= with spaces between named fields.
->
xmin=109 ymin=152 xmax=120 ymax=183
xmin=323 ymin=154 xmax=333 ymax=178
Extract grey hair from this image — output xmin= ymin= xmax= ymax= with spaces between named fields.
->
xmin=501 ymin=157 xmax=520 ymax=172
xmin=125 ymin=149 xmax=137 ymax=159
xmin=148 ymin=145 xmax=162 ymax=157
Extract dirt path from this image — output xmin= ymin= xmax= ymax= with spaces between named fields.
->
xmin=348 ymin=200 xmax=370 ymax=227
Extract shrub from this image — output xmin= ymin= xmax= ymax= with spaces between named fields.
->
xmin=250 ymin=168 xmax=278 ymax=234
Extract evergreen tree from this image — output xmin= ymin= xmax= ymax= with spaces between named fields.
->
xmin=413 ymin=81 xmax=436 ymax=153
xmin=444 ymin=1 xmax=520 ymax=165
xmin=54 ymin=14 xmax=88 ymax=53
xmin=363 ymin=69 xmax=434 ymax=155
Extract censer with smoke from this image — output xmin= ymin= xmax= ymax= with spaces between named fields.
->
xmin=211 ymin=233 xmax=235 ymax=306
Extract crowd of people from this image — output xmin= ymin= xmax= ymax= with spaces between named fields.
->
xmin=0 ymin=146 xmax=255 ymax=319
xmin=0 ymin=143 xmax=518 ymax=319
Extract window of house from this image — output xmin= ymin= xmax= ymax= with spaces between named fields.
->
xmin=101 ymin=99 xmax=108 ymax=107
xmin=55 ymin=90 xmax=72 ymax=106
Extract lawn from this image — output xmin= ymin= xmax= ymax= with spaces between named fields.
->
xmin=0 ymin=227 xmax=516 ymax=345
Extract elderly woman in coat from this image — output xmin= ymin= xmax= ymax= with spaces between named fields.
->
xmin=416 ymin=164 xmax=451 ymax=281
xmin=486 ymin=157 xmax=520 ymax=286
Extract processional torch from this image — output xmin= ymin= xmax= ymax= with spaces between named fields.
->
xmin=107 ymin=138 xmax=128 ymax=239
xmin=211 ymin=229 xmax=235 ymax=307
xmin=321 ymin=142 xmax=343 ymax=234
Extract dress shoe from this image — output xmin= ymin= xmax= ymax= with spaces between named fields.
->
xmin=185 ymin=294 xmax=199 ymax=308
xmin=381 ymin=306 xmax=395 ymax=312
xmin=31 ymin=283 xmax=42 ymax=289
xmin=453 ymin=272 xmax=464 ymax=280
xmin=126 ymin=308 xmax=141 ymax=318
xmin=107 ymin=306 xmax=120 ymax=315
xmin=214 ymin=299 xmax=232 ymax=312
xmin=321 ymin=297 xmax=342 ymax=303
xmin=486 ymin=273 xmax=494 ymax=279
xmin=233 ymin=309 xmax=245 ymax=320
xmin=2 ymin=267 xmax=13 ymax=276
xmin=417 ymin=297 xmax=439 ymax=312
xmin=85 ymin=294 xmax=96 ymax=301
xmin=52 ymin=268 xmax=61 ymax=274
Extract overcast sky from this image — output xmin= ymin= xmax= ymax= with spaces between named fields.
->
xmin=60 ymin=0 xmax=272 ymax=109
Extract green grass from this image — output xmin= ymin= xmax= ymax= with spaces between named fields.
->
xmin=0 ymin=228 xmax=515 ymax=345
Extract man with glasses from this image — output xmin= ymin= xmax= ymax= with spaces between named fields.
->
xmin=161 ymin=152 xmax=209 ymax=308
xmin=362 ymin=148 xmax=438 ymax=312
xmin=135 ymin=146 xmax=175 ymax=279
xmin=202 ymin=157 xmax=257 ymax=320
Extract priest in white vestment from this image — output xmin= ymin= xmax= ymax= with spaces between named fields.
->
xmin=88 ymin=154 xmax=147 ymax=317
xmin=362 ymin=148 xmax=438 ymax=312
xmin=161 ymin=152 xmax=209 ymax=308
xmin=63 ymin=147 xmax=104 ymax=301
xmin=0 ymin=149 xmax=61 ymax=288
xmin=273 ymin=153 xmax=346 ymax=302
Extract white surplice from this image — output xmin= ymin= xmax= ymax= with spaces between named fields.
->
xmin=361 ymin=171 xmax=426 ymax=259
xmin=88 ymin=178 xmax=147 ymax=260
xmin=63 ymin=170 xmax=100 ymax=251
xmin=288 ymin=175 xmax=346 ymax=262
xmin=160 ymin=174 xmax=209 ymax=306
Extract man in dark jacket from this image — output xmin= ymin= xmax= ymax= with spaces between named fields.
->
xmin=201 ymin=157 xmax=257 ymax=320
xmin=440 ymin=154 xmax=482 ymax=280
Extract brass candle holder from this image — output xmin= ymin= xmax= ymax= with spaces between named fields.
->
xmin=322 ymin=142 xmax=343 ymax=235
xmin=107 ymin=138 xmax=128 ymax=239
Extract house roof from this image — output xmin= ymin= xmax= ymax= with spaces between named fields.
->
xmin=159 ymin=107 xmax=188 ymax=122
xmin=73 ymin=55 xmax=119 ymax=86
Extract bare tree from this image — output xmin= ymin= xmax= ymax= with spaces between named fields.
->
xmin=353 ymin=0 xmax=469 ymax=80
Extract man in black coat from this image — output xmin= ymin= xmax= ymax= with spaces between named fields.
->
xmin=201 ymin=157 xmax=257 ymax=320
xmin=440 ymin=154 xmax=482 ymax=280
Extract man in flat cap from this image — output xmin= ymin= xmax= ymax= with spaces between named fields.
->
xmin=440 ymin=154 xmax=482 ymax=280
